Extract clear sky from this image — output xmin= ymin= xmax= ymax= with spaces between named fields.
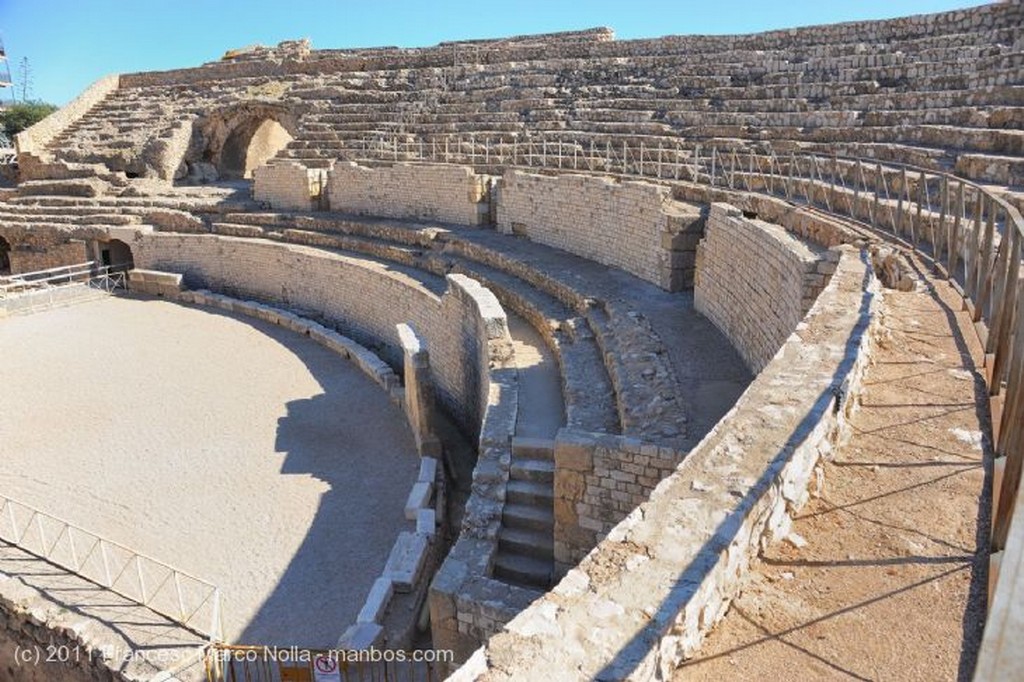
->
xmin=0 ymin=0 xmax=985 ymax=105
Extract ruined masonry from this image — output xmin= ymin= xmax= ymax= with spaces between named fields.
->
xmin=0 ymin=2 xmax=1020 ymax=680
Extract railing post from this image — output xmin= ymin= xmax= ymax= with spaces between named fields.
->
xmin=988 ymin=227 xmax=1020 ymax=396
xmin=992 ymin=287 xmax=1024 ymax=550
xmin=974 ymin=198 xmax=998 ymax=322
xmin=786 ymin=152 xmax=795 ymax=201
xmin=849 ymin=159 xmax=860 ymax=220
xmin=948 ymin=181 xmax=964 ymax=278
xmin=913 ymin=170 xmax=925 ymax=249
xmin=966 ymin=189 xmax=984 ymax=300
xmin=870 ymin=163 xmax=882 ymax=229
xmin=829 ymin=154 xmax=837 ymax=210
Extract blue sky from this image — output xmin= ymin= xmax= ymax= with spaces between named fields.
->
xmin=1 ymin=0 xmax=983 ymax=105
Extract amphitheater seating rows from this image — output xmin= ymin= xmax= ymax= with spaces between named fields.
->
xmin=33 ymin=2 xmax=1023 ymax=187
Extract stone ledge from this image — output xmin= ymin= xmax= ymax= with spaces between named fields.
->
xmin=449 ymin=244 xmax=880 ymax=680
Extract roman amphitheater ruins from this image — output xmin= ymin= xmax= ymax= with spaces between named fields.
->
xmin=0 ymin=1 xmax=1022 ymax=679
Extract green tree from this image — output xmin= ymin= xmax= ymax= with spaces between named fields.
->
xmin=1 ymin=101 xmax=58 ymax=138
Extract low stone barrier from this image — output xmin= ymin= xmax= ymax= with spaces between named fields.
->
xmin=450 ymin=244 xmax=879 ymax=680
xmin=126 ymin=269 xmax=183 ymax=297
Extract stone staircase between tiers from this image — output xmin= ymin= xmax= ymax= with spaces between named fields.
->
xmin=494 ymin=437 xmax=556 ymax=590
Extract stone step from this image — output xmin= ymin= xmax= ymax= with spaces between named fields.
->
xmin=508 ymin=459 xmax=555 ymax=485
xmin=512 ymin=436 xmax=555 ymax=462
xmin=492 ymin=551 xmax=553 ymax=589
xmin=0 ymin=211 xmax=141 ymax=226
xmin=506 ymin=479 xmax=553 ymax=507
xmin=498 ymin=526 xmax=554 ymax=560
xmin=502 ymin=502 xmax=553 ymax=532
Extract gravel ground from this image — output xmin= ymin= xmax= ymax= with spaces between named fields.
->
xmin=0 ymin=295 xmax=418 ymax=647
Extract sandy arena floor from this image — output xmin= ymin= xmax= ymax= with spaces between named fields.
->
xmin=0 ymin=295 xmax=419 ymax=647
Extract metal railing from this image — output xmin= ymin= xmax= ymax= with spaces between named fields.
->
xmin=0 ymin=494 xmax=224 ymax=642
xmin=345 ymin=132 xmax=1023 ymax=676
xmin=0 ymin=260 xmax=129 ymax=314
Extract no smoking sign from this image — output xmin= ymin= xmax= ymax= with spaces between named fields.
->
xmin=313 ymin=654 xmax=341 ymax=682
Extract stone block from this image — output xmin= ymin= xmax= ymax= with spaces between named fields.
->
xmin=417 ymin=508 xmax=436 ymax=536
xmin=555 ymin=430 xmax=595 ymax=472
xmin=405 ymin=481 xmax=433 ymax=519
xmin=337 ymin=622 xmax=384 ymax=650
xmin=356 ymin=577 xmax=394 ymax=624
xmin=383 ymin=532 xmax=429 ymax=592
xmin=418 ymin=457 xmax=438 ymax=484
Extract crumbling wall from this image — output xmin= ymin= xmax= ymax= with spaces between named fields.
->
xmin=327 ymin=162 xmax=489 ymax=226
xmin=496 ymin=171 xmax=702 ymax=290
xmin=695 ymin=203 xmax=836 ymax=374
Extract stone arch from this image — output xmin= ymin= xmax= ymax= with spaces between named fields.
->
xmin=100 ymin=238 xmax=134 ymax=270
xmin=188 ymin=103 xmax=299 ymax=181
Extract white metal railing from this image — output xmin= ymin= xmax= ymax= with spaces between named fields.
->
xmin=0 ymin=261 xmax=129 ymax=314
xmin=0 ymin=493 xmax=223 ymax=642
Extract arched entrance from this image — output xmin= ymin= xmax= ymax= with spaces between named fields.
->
xmin=221 ymin=118 xmax=293 ymax=179
xmin=100 ymin=239 xmax=134 ymax=270
xmin=190 ymin=103 xmax=298 ymax=182
xmin=0 ymin=235 xmax=10 ymax=275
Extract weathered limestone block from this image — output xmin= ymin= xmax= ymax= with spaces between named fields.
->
xmin=327 ymin=162 xmax=489 ymax=226
xmin=404 ymin=481 xmax=433 ymax=520
xmin=383 ymin=532 xmax=428 ymax=592
xmin=356 ymin=578 xmax=395 ymax=625
xmin=396 ymin=322 xmax=442 ymax=457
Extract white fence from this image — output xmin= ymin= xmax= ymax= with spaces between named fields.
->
xmin=0 ymin=493 xmax=224 ymax=642
xmin=0 ymin=261 xmax=128 ymax=315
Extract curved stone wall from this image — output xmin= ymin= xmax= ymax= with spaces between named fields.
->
xmin=695 ymin=203 xmax=837 ymax=373
xmin=132 ymin=232 xmax=497 ymax=440
xmin=451 ymin=244 xmax=879 ymax=680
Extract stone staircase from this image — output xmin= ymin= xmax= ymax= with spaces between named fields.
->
xmin=494 ymin=437 xmax=556 ymax=590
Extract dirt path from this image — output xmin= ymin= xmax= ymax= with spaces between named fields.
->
xmin=677 ymin=262 xmax=990 ymax=681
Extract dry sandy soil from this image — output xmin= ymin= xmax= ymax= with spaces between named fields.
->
xmin=677 ymin=264 xmax=990 ymax=681
xmin=0 ymin=296 xmax=419 ymax=647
